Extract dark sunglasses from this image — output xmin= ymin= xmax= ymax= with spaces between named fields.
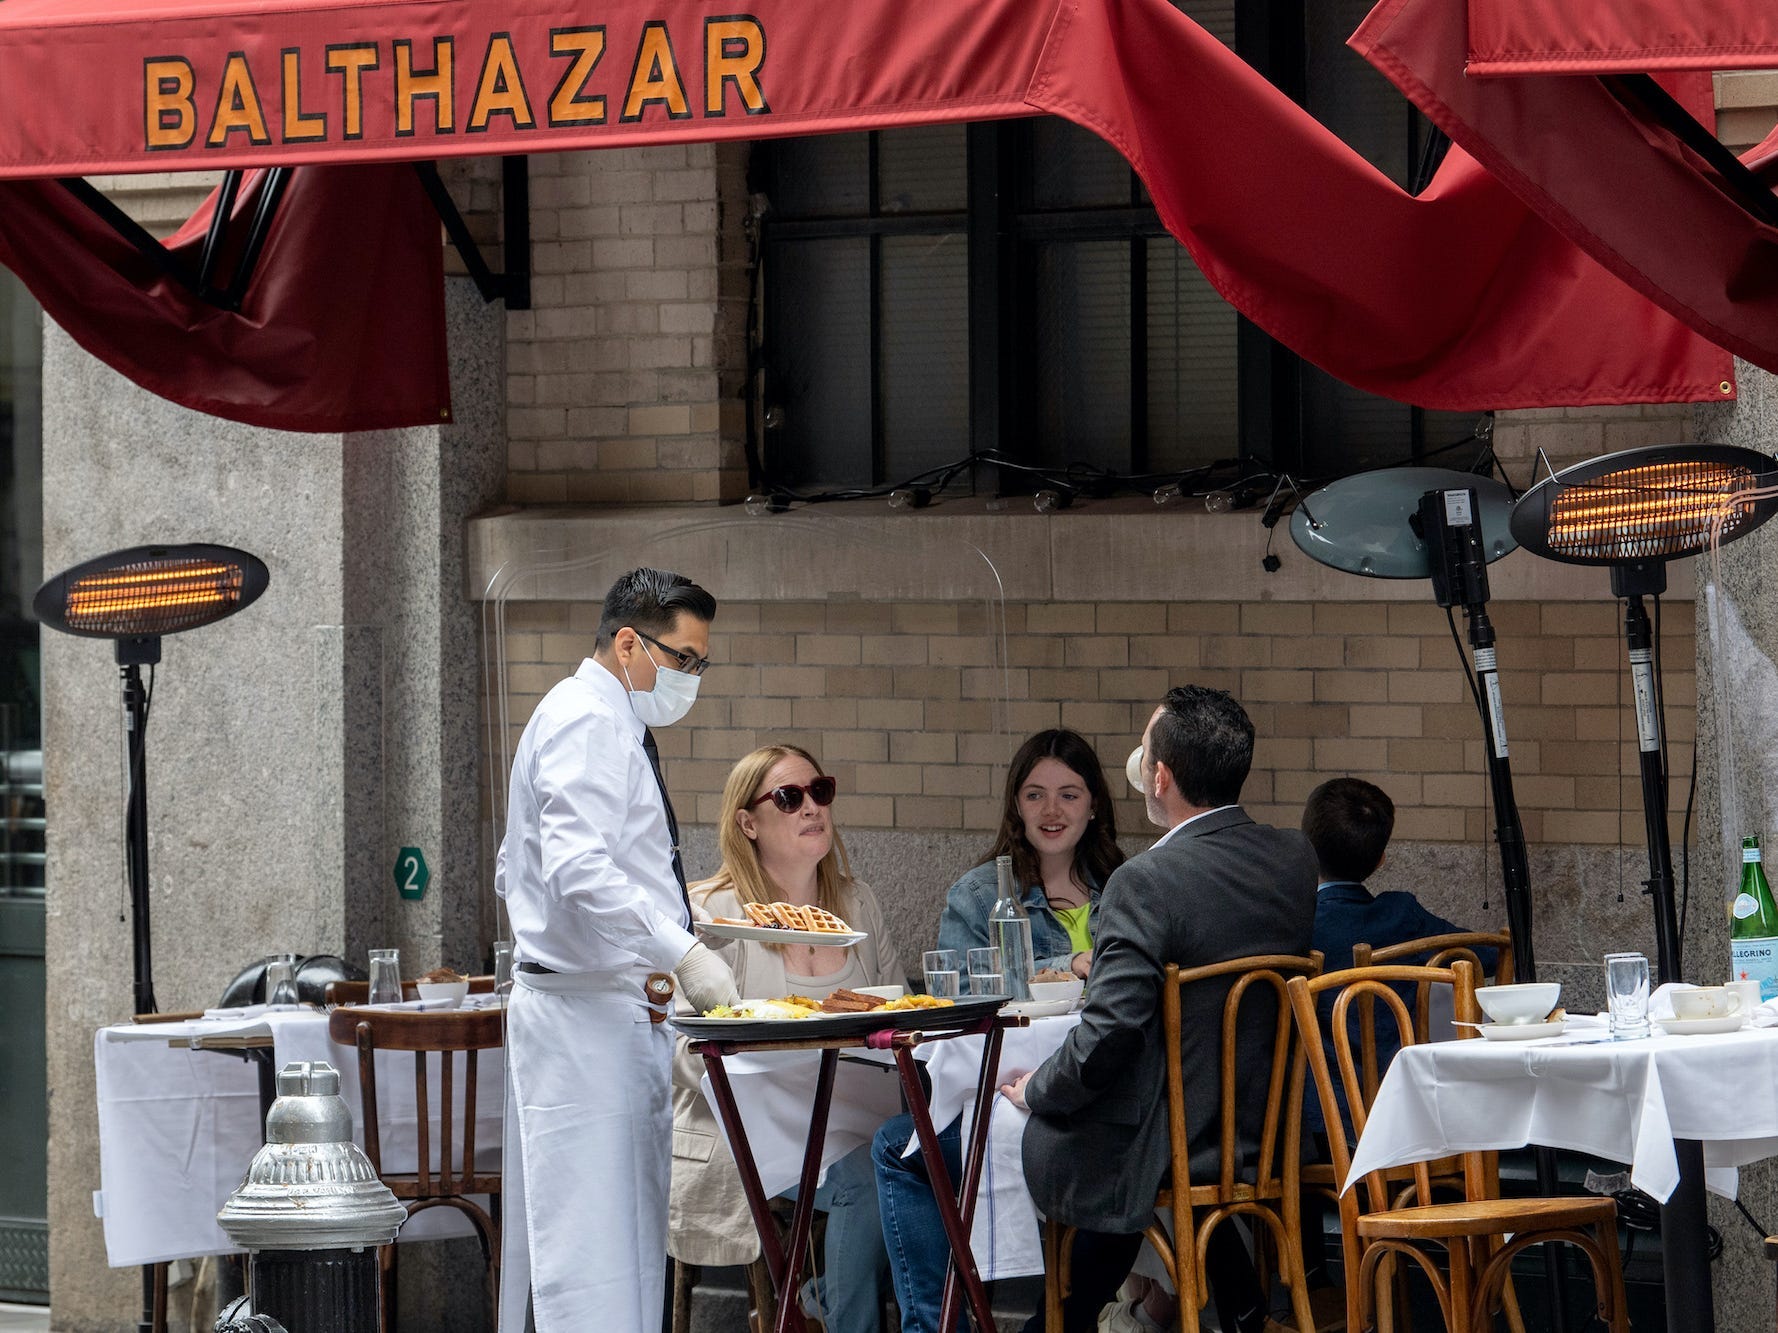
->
xmin=748 ymin=776 xmax=839 ymax=814
xmin=637 ymin=630 xmax=711 ymax=677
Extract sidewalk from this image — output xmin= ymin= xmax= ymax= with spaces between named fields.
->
xmin=0 ymin=1305 xmax=49 ymax=1331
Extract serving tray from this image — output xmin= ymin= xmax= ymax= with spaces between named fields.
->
xmin=673 ymin=994 xmax=1007 ymax=1042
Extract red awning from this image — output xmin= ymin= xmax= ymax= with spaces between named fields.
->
xmin=0 ymin=0 xmax=1737 ymax=430
xmin=1467 ymin=0 xmax=1778 ymax=75
xmin=1353 ymin=0 xmax=1778 ymax=384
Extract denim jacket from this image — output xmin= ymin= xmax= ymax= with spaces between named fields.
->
xmin=935 ymin=860 xmax=1102 ymax=975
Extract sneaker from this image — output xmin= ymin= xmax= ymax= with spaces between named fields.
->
xmin=1097 ymin=1300 xmax=1147 ymax=1333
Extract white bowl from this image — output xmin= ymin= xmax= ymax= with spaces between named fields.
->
xmin=415 ymin=980 xmax=469 ymax=1007
xmin=856 ymin=984 xmax=906 ymax=1000
xmin=1475 ymin=982 xmax=1559 ymax=1025
xmin=1028 ymin=977 xmax=1085 ymax=1006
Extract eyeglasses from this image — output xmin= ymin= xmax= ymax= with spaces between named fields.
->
xmin=637 ymin=631 xmax=711 ymax=677
xmin=748 ymin=776 xmax=839 ymax=814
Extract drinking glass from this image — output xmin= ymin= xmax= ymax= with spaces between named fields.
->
xmin=368 ymin=948 xmax=403 ymax=1006
xmin=967 ymin=947 xmax=1005 ymax=997
xmin=263 ymin=954 xmax=298 ymax=1008
xmin=1604 ymin=952 xmax=1651 ymax=1039
xmin=492 ymin=940 xmax=514 ymax=997
xmin=922 ymin=949 xmax=961 ymax=1000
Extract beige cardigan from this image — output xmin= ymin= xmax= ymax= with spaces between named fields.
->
xmin=668 ymin=878 xmax=905 ymax=1265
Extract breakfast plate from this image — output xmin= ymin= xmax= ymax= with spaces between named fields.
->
xmin=1655 ymin=1014 xmax=1747 ymax=1036
xmin=696 ymin=921 xmax=868 ymax=948
xmin=1478 ymin=1019 xmax=1566 ymax=1041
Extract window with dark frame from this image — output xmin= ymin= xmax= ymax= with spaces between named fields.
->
xmin=752 ymin=0 xmax=1484 ymax=498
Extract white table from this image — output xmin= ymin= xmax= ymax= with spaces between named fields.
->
xmin=95 ymin=1003 xmax=504 ymax=1266
xmin=1348 ymin=1023 xmax=1778 ymax=1333
xmin=702 ymin=1013 xmax=1080 ymax=1279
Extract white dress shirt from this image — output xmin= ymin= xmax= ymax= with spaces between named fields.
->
xmin=496 ymin=658 xmax=695 ymax=975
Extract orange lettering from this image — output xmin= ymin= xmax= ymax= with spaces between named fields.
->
xmin=549 ymin=28 xmax=607 ymax=125
xmin=325 ymin=45 xmax=380 ymax=140
xmin=395 ymin=38 xmax=454 ymax=135
xmin=207 ymin=53 xmax=270 ymax=147
xmin=705 ymin=18 xmax=767 ymax=117
xmin=144 ymin=57 xmax=195 ymax=151
xmin=281 ymin=49 xmax=326 ymax=141
xmin=622 ymin=22 xmax=690 ymax=122
xmin=468 ymin=35 xmax=536 ymax=131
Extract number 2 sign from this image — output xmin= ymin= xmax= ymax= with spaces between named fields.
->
xmin=395 ymin=847 xmax=430 ymax=901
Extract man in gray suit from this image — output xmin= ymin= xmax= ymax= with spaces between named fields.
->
xmin=1003 ymin=684 xmax=1318 ymax=1333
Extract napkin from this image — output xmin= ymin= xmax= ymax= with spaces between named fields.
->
xmin=201 ymin=1004 xmax=268 ymax=1021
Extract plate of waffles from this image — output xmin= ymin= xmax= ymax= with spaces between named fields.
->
xmin=698 ymin=900 xmax=868 ymax=948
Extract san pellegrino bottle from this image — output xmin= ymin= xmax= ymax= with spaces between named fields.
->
xmin=1731 ymin=835 xmax=1778 ymax=1001
xmin=988 ymin=854 xmax=1035 ymax=1001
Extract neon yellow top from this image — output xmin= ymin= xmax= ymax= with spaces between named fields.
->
xmin=1053 ymin=903 xmax=1093 ymax=956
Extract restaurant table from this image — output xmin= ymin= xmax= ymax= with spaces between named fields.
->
xmin=95 ymin=1000 xmax=503 ymax=1266
xmin=1345 ymin=1023 xmax=1778 ymax=1333
xmin=699 ymin=1011 xmax=1082 ymax=1280
xmin=688 ymin=1000 xmax=1027 ymax=1333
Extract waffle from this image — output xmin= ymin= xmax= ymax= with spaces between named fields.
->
xmin=738 ymin=901 xmax=853 ymax=933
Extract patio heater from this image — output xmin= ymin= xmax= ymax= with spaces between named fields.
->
xmin=1511 ymin=445 xmax=1776 ymax=1333
xmin=34 ymin=544 xmax=269 ymax=1016
xmin=1290 ymin=467 xmax=1537 ymax=975
xmin=1509 ymin=445 xmax=1777 ymax=986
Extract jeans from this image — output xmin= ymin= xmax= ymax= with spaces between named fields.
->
xmin=784 ymin=1142 xmax=891 ymax=1333
xmin=873 ymin=1114 xmax=1269 ymax=1333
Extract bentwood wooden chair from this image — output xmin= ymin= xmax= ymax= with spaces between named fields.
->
xmin=328 ymin=1006 xmax=505 ymax=1333
xmin=1287 ymin=963 xmax=1627 ymax=1333
xmin=324 ymin=975 xmax=497 ymax=1005
xmin=1043 ymin=953 xmax=1324 ymax=1333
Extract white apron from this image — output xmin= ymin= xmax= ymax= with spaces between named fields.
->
xmin=501 ymin=969 xmax=674 ymax=1333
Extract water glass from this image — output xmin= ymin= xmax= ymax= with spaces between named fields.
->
xmin=368 ymin=948 xmax=403 ymax=1006
xmin=922 ymin=949 xmax=961 ymax=1000
xmin=967 ymin=947 xmax=1005 ymax=997
xmin=1604 ymin=952 xmax=1651 ymax=1039
xmin=492 ymin=940 xmax=514 ymax=997
xmin=263 ymin=954 xmax=299 ymax=1008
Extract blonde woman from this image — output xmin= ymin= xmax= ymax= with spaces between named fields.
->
xmin=670 ymin=744 xmax=903 ymax=1333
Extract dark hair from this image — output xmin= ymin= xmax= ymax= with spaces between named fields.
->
xmin=1148 ymin=685 xmax=1254 ymax=808
xmin=595 ymin=568 xmax=716 ymax=650
xmin=978 ymin=729 xmax=1125 ymax=893
xmin=1302 ymin=777 xmax=1395 ymax=882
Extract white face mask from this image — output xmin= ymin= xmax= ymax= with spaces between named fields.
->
xmin=624 ymin=642 xmax=702 ymax=727
xmin=1125 ymin=745 xmax=1147 ymax=795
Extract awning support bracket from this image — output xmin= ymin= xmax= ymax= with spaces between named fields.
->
xmin=1605 ymin=74 xmax=1778 ymax=228
xmin=414 ymin=157 xmax=531 ymax=310
xmin=59 ymin=168 xmax=293 ymax=313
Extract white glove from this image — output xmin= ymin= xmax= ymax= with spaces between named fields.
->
xmin=676 ymin=941 xmax=741 ymax=1013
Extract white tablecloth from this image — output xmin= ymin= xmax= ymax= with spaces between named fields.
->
xmin=95 ymin=1003 xmax=506 ymax=1266
xmin=700 ymin=1015 xmax=1079 ymax=1280
xmin=1346 ymin=1026 xmax=1778 ymax=1203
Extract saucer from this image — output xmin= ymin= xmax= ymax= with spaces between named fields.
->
xmin=1004 ymin=997 xmax=1082 ymax=1019
xmin=1655 ymin=1014 xmax=1747 ymax=1036
xmin=1479 ymin=1019 xmax=1565 ymax=1041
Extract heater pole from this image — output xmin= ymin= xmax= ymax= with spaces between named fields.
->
xmin=121 ymin=662 xmax=155 ymax=1018
xmin=1614 ymin=580 xmax=1682 ymax=984
xmin=1463 ymin=605 xmax=1537 ymax=982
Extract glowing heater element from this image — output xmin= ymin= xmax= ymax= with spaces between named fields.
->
xmin=38 ymin=547 xmax=266 ymax=641
xmin=1541 ymin=459 xmax=1761 ymax=562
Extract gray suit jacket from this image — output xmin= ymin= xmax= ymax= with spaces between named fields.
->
xmin=1021 ymin=806 xmax=1318 ymax=1232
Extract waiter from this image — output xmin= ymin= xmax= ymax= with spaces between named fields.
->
xmin=497 ymin=567 xmax=740 ymax=1333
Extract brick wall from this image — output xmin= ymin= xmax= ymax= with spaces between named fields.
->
xmin=490 ymin=596 xmax=1697 ymax=853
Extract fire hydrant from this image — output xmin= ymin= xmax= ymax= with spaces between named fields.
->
xmin=215 ymin=1060 xmax=406 ymax=1332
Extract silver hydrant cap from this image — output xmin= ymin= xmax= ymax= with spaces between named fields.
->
xmin=217 ymin=1060 xmax=406 ymax=1251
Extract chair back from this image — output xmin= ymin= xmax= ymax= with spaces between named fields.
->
xmin=1163 ymin=952 xmax=1322 ymax=1206
xmin=1287 ymin=961 xmax=1482 ymax=1221
xmin=324 ymin=975 xmax=496 ymax=1005
xmin=1355 ymin=930 xmax=1513 ymax=982
xmin=326 ymin=1006 xmax=505 ymax=1200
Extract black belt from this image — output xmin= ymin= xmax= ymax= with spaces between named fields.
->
xmin=517 ymin=961 xmax=557 ymax=974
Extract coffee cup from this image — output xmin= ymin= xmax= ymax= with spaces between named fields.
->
xmin=1671 ymin=986 xmax=1742 ymax=1021
xmin=1727 ymin=979 xmax=1762 ymax=1014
